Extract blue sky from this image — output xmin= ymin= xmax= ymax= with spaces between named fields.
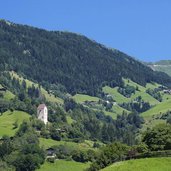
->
xmin=1 ymin=0 xmax=171 ymax=62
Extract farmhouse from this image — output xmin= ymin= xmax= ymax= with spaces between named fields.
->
xmin=37 ymin=104 xmax=48 ymax=124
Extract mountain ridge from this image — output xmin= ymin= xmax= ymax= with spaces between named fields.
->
xmin=0 ymin=19 xmax=171 ymax=96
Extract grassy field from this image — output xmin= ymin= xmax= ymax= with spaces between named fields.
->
xmin=74 ymin=80 xmax=161 ymax=119
xmin=123 ymin=79 xmax=146 ymax=91
xmin=102 ymin=85 xmax=158 ymax=106
xmin=101 ymin=157 xmax=171 ymax=171
xmin=108 ymin=104 xmax=130 ymax=119
xmin=37 ymin=160 xmax=90 ymax=171
xmin=2 ymin=90 xmax=15 ymax=100
xmin=161 ymin=92 xmax=171 ymax=101
xmin=124 ymin=79 xmax=160 ymax=91
xmin=73 ymin=94 xmax=99 ymax=103
xmin=0 ymin=110 xmax=30 ymax=137
xmin=39 ymin=138 xmax=94 ymax=151
xmin=92 ymin=104 xmax=129 ymax=120
xmin=103 ymin=79 xmax=171 ymax=119
xmin=124 ymin=79 xmax=159 ymax=105
xmin=131 ymin=91 xmax=159 ymax=105
xmin=9 ymin=71 xmax=63 ymax=104
xmin=102 ymin=110 xmax=117 ymax=119
xmin=141 ymin=99 xmax=171 ymax=118
xmin=103 ymin=86 xmax=130 ymax=103
xmin=0 ymin=84 xmax=15 ymax=100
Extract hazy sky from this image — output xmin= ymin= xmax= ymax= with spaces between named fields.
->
xmin=1 ymin=0 xmax=171 ymax=62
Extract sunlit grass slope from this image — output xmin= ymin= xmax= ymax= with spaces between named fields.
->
xmin=39 ymin=138 xmax=94 ymax=151
xmin=37 ymin=160 xmax=90 ymax=171
xmin=73 ymin=94 xmax=99 ymax=103
xmin=0 ymin=110 xmax=30 ymax=137
xmin=101 ymin=157 xmax=171 ymax=171
xmin=141 ymin=99 xmax=171 ymax=118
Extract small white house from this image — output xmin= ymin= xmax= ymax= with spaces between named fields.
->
xmin=37 ymin=104 xmax=48 ymax=125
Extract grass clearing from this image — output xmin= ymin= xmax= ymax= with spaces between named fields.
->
xmin=101 ymin=157 xmax=171 ymax=171
xmin=104 ymin=104 xmax=130 ymax=119
xmin=0 ymin=84 xmax=15 ymax=100
xmin=2 ymin=90 xmax=15 ymax=100
xmin=73 ymin=94 xmax=99 ymax=103
xmin=39 ymin=138 xmax=94 ymax=151
xmin=103 ymin=111 xmax=117 ymax=119
xmin=112 ymin=104 xmax=130 ymax=114
xmin=124 ymin=79 xmax=159 ymax=105
xmin=103 ymin=86 xmax=130 ymax=103
xmin=146 ymin=82 xmax=161 ymax=89
xmin=161 ymin=92 xmax=171 ymax=101
xmin=103 ymin=85 xmax=158 ymax=106
xmin=131 ymin=91 xmax=159 ymax=105
xmin=0 ymin=110 xmax=30 ymax=137
xmin=141 ymin=99 xmax=171 ymax=118
xmin=37 ymin=160 xmax=90 ymax=171
xmin=123 ymin=78 xmax=146 ymax=92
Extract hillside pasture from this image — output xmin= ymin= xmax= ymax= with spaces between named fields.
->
xmin=0 ymin=84 xmax=15 ymax=100
xmin=103 ymin=86 xmax=130 ymax=104
xmin=101 ymin=157 xmax=171 ymax=171
xmin=73 ymin=94 xmax=99 ymax=103
xmin=141 ymin=99 xmax=171 ymax=118
xmin=91 ymin=104 xmax=129 ymax=119
xmin=39 ymin=138 xmax=95 ymax=151
xmin=37 ymin=160 xmax=90 ymax=171
xmin=0 ymin=110 xmax=30 ymax=137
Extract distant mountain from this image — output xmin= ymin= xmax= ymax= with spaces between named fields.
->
xmin=0 ymin=19 xmax=171 ymax=96
xmin=147 ymin=60 xmax=171 ymax=76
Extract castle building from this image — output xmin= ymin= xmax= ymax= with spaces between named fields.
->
xmin=37 ymin=104 xmax=48 ymax=124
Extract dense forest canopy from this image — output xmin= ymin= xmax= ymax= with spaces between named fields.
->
xmin=0 ymin=19 xmax=171 ymax=95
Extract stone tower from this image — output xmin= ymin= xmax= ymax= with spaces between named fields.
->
xmin=37 ymin=104 xmax=48 ymax=124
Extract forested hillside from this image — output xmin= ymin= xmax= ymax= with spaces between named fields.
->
xmin=0 ymin=20 xmax=171 ymax=96
xmin=1 ymin=20 xmax=171 ymax=171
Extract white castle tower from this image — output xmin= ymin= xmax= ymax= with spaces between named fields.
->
xmin=37 ymin=104 xmax=48 ymax=125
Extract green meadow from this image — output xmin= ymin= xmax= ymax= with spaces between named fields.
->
xmin=103 ymin=86 xmax=130 ymax=104
xmin=73 ymin=78 xmax=171 ymax=120
xmin=39 ymin=138 xmax=94 ymax=151
xmin=103 ymin=79 xmax=160 ymax=106
xmin=73 ymin=94 xmax=99 ymax=103
xmin=37 ymin=160 xmax=90 ymax=171
xmin=104 ymin=104 xmax=130 ymax=119
xmin=101 ymin=157 xmax=171 ymax=171
xmin=0 ymin=84 xmax=15 ymax=100
xmin=141 ymin=99 xmax=171 ymax=118
xmin=0 ymin=110 xmax=30 ymax=137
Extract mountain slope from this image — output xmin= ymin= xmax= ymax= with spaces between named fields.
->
xmin=147 ymin=60 xmax=171 ymax=76
xmin=0 ymin=20 xmax=171 ymax=96
xmin=101 ymin=157 xmax=171 ymax=171
xmin=0 ymin=110 xmax=30 ymax=137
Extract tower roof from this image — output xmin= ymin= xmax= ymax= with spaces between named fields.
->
xmin=37 ymin=104 xmax=46 ymax=110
